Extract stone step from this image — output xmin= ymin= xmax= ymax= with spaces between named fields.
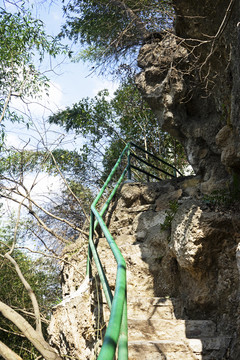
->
xmin=102 ymin=297 xmax=181 ymax=321
xmin=127 ymin=297 xmax=182 ymax=320
xmin=186 ymin=337 xmax=231 ymax=359
xmin=128 ymin=337 xmax=230 ymax=360
xmin=128 ymin=318 xmax=216 ymax=341
xmin=128 ymin=340 xmax=198 ymax=360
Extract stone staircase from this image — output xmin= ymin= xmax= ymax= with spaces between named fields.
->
xmin=97 ymin=181 xmax=231 ymax=359
xmin=127 ymin=296 xmax=229 ymax=360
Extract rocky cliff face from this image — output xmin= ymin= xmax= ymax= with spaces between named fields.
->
xmin=48 ymin=179 xmax=240 ymax=359
xmin=48 ymin=2 xmax=240 ymax=358
xmin=136 ymin=0 xmax=240 ymax=194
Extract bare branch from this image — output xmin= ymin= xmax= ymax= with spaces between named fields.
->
xmin=0 ymin=193 xmax=71 ymax=244
xmin=8 ymin=198 xmax=26 ymax=255
xmin=18 ymin=245 xmax=85 ymax=277
xmin=47 ymin=148 xmax=90 ymax=224
xmin=0 ymin=326 xmax=25 ymax=338
xmin=0 ymin=301 xmax=62 ymax=360
xmin=26 ymin=190 xmax=88 ymax=237
xmin=3 ymin=253 xmax=42 ymax=335
xmin=213 ymin=0 xmax=235 ymax=40
xmin=109 ymin=0 xmax=149 ymax=38
xmin=199 ymin=0 xmax=235 ymax=78
xmin=0 ymin=340 xmax=23 ymax=360
xmin=2 ymin=175 xmax=89 ymax=239
xmin=10 ymin=306 xmax=49 ymax=325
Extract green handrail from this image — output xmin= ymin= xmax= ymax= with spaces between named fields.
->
xmin=86 ymin=142 xmax=182 ymax=360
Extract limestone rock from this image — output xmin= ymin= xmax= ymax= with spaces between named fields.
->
xmin=48 ymin=279 xmax=96 ymax=360
xmin=155 ymin=187 xmax=182 ymax=211
xmin=170 ymin=200 xmax=203 ymax=271
xmin=49 ymin=181 xmax=240 ymax=359
xmin=136 ymin=0 xmax=240 ymax=193
xmin=216 ymin=125 xmax=240 ymax=168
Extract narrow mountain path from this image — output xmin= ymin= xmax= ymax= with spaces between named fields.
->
xmin=96 ymin=181 xmax=230 ymax=359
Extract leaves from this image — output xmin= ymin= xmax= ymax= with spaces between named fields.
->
xmin=0 ymin=148 xmax=87 ymax=179
xmin=0 ymin=219 xmax=61 ymax=358
xmin=0 ymin=5 xmax=64 ymax=124
xmin=61 ymin=0 xmax=174 ymax=70
xmin=49 ymin=80 xmax=188 ymax=183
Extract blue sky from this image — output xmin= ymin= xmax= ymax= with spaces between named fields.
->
xmin=1 ymin=0 xmax=119 ymax=219
xmin=33 ymin=1 xmax=117 ymax=105
xmin=4 ymin=0 xmax=118 ymax=150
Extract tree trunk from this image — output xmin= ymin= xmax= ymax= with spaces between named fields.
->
xmin=0 ymin=301 xmax=62 ymax=360
xmin=0 ymin=340 xmax=23 ymax=360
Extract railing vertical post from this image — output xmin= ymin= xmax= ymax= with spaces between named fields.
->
xmin=86 ymin=211 xmax=94 ymax=278
xmin=127 ymin=147 xmax=131 ymax=180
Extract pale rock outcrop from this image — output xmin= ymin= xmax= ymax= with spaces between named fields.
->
xmin=48 ymin=280 xmax=95 ymax=360
xmin=49 ymin=179 xmax=240 ymax=359
xmin=170 ymin=200 xmax=204 ymax=271
xmin=136 ymin=0 xmax=240 ymax=194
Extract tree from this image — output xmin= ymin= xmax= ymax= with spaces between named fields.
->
xmin=0 ymin=138 xmax=92 ymax=359
xmin=61 ymin=0 xmax=174 ymax=71
xmin=0 ymin=129 xmax=95 ymax=357
xmin=57 ymin=0 xmax=189 ymax=181
xmin=0 ymin=236 xmax=61 ymax=359
xmin=0 ymin=3 xmax=75 ymax=358
xmin=0 ymin=143 xmax=92 ymax=239
xmin=49 ymin=80 xmax=187 ymax=182
xmin=0 ymin=4 xmax=63 ymax=129
xmin=0 ymin=2 xmax=188 ymax=358
xmin=0 ymin=215 xmax=62 ymax=360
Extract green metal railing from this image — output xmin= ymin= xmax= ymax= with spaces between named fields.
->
xmin=86 ymin=142 xmax=182 ymax=360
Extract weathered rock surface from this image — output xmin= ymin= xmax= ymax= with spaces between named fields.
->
xmin=49 ymin=180 xmax=240 ymax=359
xmin=48 ymin=279 xmax=95 ymax=360
xmin=48 ymin=3 xmax=240 ymax=358
xmin=136 ymin=0 xmax=240 ymax=193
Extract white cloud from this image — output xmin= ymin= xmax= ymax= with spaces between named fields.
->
xmin=5 ymin=133 xmax=25 ymax=149
xmin=2 ymin=173 xmax=63 ymax=217
xmin=9 ymin=81 xmax=63 ymax=120
xmin=92 ymin=79 xmax=119 ymax=98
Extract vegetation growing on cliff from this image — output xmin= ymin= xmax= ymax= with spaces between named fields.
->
xmin=61 ymin=0 xmax=174 ymax=72
xmin=0 ymin=227 xmax=61 ymax=358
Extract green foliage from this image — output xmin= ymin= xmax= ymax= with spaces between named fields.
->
xmin=0 ymin=4 xmax=64 ymax=125
xmin=61 ymin=0 xmax=174 ymax=69
xmin=203 ymin=189 xmax=232 ymax=206
xmin=67 ymin=180 xmax=94 ymax=208
xmin=202 ymin=176 xmax=240 ymax=207
xmin=0 ymin=219 xmax=61 ymax=358
xmin=104 ymin=81 xmax=187 ymax=179
xmin=160 ymin=200 xmax=179 ymax=232
xmin=102 ymin=139 xmax=127 ymax=181
xmin=0 ymin=148 xmax=88 ymax=179
xmin=49 ymin=89 xmax=114 ymax=147
xmin=49 ymin=81 xmax=187 ymax=183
